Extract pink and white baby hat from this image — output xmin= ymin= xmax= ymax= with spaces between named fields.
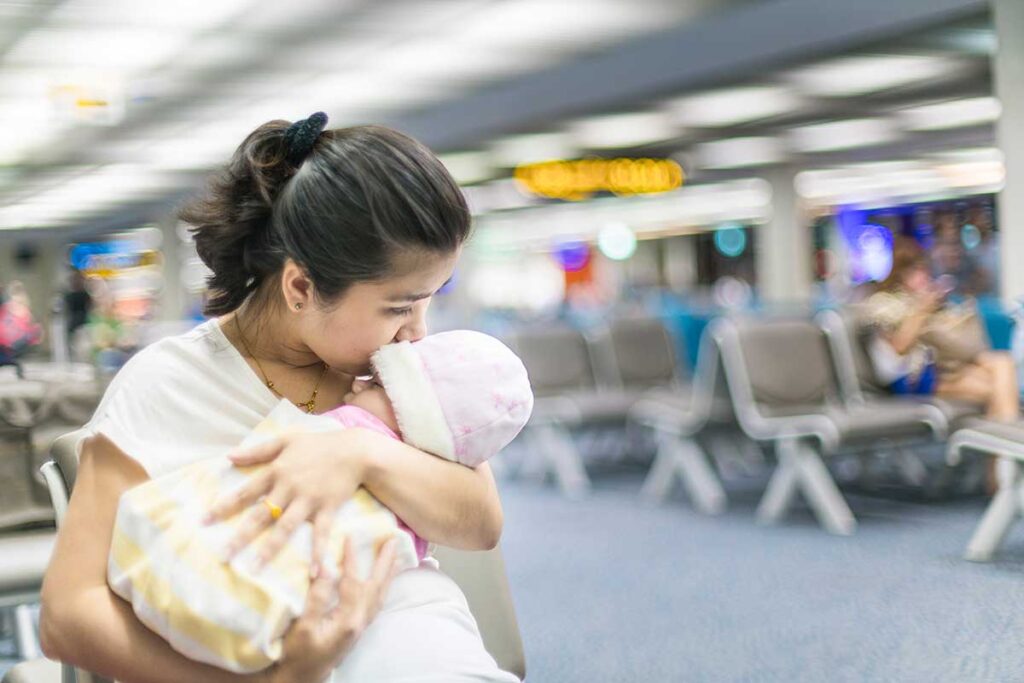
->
xmin=371 ymin=330 xmax=534 ymax=467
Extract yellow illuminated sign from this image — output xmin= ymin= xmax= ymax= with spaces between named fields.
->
xmin=514 ymin=158 xmax=684 ymax=200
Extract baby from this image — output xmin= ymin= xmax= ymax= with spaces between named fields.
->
xmin=108 ymin=330 xmax=533 ymax=673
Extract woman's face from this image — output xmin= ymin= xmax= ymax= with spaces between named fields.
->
xmin=902 ymin=263 xmax=932 ymax=294
xmin=305 ymin=249 xmax=459 ymax=376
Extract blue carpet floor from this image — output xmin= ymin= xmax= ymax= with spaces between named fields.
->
xmin=497 ymin=470 xmax=1024 ymax=682
xmin=6 ymin=469 xmax=1024 ymax=682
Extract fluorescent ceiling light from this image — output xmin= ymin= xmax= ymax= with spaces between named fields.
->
xmin=666 ymin=86 xmax=803 ymax=127
xmin=928 ymin=147 xmax=1003 ymax=164
xmin=0 ymin=99 xmax=69 ymax=164
xmin=899 ymin=97 xmax=1001 ymax=131
xmin=301 ymin=71 xmax=447 ymax=113
xmin=787 ymin=54 xmax=957 ymax=97
xmin=451 ymin=0 xmax=681 ymax=52
xmin=490 ymin=133 xmax=578 ymax=167
xmin=0 ymin=166 xmax=180 ymax=229
xmin=6 ymin=28 xmax=190 ymax=73
xmin=439 ymin=152 xmax=493 ymax=185
xmin=164 ymin=35 xmax=265 ymax=72
xmin=234 ymin=0 xmax=358 ymax=30
xmin=48 ymin=0 xmax=252 ymax=29
xmin=788 ymin=118 xmax=898 ymax=152
xmin=569 ymin=112 xmax=679 ymax=149
xmin=696 ymin=137 xmax=787 ymax=169
xmin=278 ymin=35 xmax=395 ymax=70
xmin=374 ymin=41 xmax=548 ymax=85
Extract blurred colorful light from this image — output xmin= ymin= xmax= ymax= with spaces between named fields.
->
xmin=597 ymin=223 xmax=636 ymax=260
xmin=714 ymin=225 xmax=747 ymax=258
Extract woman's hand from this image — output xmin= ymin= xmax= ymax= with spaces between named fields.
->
xmin=204 ymin=429 xmax=372 ymax=573
xmin=268 ymin=537 xmax=397 ymax=683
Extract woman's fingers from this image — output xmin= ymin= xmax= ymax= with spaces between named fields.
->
xmin=227 ymin=437 xmax=285 ymax=466
xmin=254 ymin=498 xmax=312 ymax=570
xmin=222 ymin=486 xmax=293 ymax=561
xmin=369 ymin=538 xmax=398 ymax=586
xmin=304 ymin=572 xmax=337 ymax=620
xmin=310 ymin=510 xmax=335 ymax=580
xmin=203 ymin=468 xmax=273 ymax=524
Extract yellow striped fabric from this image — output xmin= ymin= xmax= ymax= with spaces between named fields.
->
xmin=108 ymin=400 xmax=421 ymax=673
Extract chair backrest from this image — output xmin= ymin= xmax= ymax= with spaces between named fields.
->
xmin=511 ymin=324 xmax=596 ymax=396
xmin=733 ymin=318 xmax=838 ymax=411
xmin=45 ymin=431 xmax=526 ymax=680
xmin=596 ymin=316 xmax=681 ymax=389
xmin=0 ymin=417 xmax=53 ymax=531
xmin=817 ymin=308 xmax=886 ymax=403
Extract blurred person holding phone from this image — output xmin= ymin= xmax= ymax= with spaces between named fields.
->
xmin=864 ymin=238 xmax=1018 ymax=422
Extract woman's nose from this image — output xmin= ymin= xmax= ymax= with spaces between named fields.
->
xmin=395 ymin=310 xmax=428 ymax=343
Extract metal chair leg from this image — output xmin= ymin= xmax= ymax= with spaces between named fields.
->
xmin=965 ymin=458 xmax=1021 ymax=562
xmin=14 ymin=603 xmax=40 ymax=660
xmin=641 ymin=432 xmax=726 ymax=514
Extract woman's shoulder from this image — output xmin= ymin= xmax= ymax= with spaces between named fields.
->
xmin=100 ymin=319 xmax=232 ymax=399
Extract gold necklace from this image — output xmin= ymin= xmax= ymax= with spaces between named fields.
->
xmin=234 ymin=315 xmax=328 ymax=414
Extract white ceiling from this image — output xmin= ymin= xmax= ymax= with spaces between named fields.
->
xmin=0 ymin=0 xmax=997 ymax=233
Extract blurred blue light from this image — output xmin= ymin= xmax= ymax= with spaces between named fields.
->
xmin=553 ymin=241 xmax=591 ymax=272
xmin=714 ymin=225 xmax=747 ymax=258
xmin=961 ymin=223 xmax=981 ymax=250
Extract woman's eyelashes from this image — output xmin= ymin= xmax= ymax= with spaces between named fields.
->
xmin=388 ymin=306 xmax=414 ymax=317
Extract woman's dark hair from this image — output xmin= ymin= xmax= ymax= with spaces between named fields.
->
xmin=180 ymin=120 xmax=470 ymax=316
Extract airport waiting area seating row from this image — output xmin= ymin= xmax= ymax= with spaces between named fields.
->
xmin=510 ymin=309 xmax=1024 ymax=549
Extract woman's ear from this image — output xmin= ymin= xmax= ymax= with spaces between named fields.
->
xmin=280 ymin=258 xmax=313 ymax=310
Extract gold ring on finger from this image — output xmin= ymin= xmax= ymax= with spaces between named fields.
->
xmin=261 ymin=497 xmax=284 ymax=521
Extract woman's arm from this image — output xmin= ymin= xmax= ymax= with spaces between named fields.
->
xmin=357 ymin=429 xmax=503 ymax=550
xmin=39 ymin=434 xmax=390 ymax=683
xmin=887 ymin=308 xmax=931 ymax=356
xmin=211 ymin=428 xmax=504 ymax=566
xmin=39 ymin=434 xmax=274 ymax=683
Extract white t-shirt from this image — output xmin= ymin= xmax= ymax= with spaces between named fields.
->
xmin=86 ymin=318 xmax=518 ymax=682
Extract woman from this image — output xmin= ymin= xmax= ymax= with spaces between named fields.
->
xmin=864 ymin=238 xmax=1018 ymax=422
xmin=40 ymin=114 xmax=516 ymax=682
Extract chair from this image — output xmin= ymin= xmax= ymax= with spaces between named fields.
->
xmin=947 ymin=421 xmax=1024 ymax=561
xmin=710 ymin=317 xmax=942 ymax=535
xmin=511 ymin=324 xmax=616 ymax=498
xmin=610 ymin=319 xmax=726 ymax=514
xmin=9 ymin=429 xmax=526 ymax=682
xmin=0 ymin=412 xmax=56 ymax=664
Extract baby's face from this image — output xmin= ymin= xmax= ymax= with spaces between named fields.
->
xmin=344 ymin=377 xmax=400 ymax=434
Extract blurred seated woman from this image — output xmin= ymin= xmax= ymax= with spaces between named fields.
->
xmin=863 ymin=238 xmax=1019 ymax=423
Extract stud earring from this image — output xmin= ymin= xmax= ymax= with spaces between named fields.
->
xmin=295 ymin=303 xmax=303 ymax=310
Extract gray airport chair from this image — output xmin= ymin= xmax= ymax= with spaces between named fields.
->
xmin=816 ymin=307 xmax=983 ymax=487
xmin=0 ymin=416 xmax=56 ymax=663
xmin=610 ymin=319 xmax=726 ymax=515
xmin=948 ymin=421 xmax=1024 ymax=562
xmin=710 ymin=317 xmax=942 ymax=535
xmin=512 ymin=324 xmax=629 ymax=498
xmin=8 ymin=430 xmax=526 ymax=683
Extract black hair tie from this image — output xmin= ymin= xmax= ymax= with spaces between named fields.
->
xmin=283 ymin=112 xmax=328 ymax=166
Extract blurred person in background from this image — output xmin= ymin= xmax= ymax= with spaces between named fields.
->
xmin=40 ymin=114 xmax=516 ymax=683
xmin=63 ymin=269 xmax=93 ymax=346
xmin=864 ymin=238 xmax=1018 ymax=423
xmin=0 ymin=279 xmax=43 ymax=376
xmin=83 ymin=277 xmax=138 ymax=372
